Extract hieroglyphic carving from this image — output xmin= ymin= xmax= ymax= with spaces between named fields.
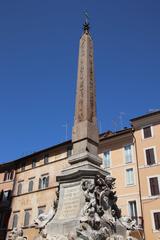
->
xmin=89 ymin=40 xmax=94 ymax=122
xmin=77 ymin=37 xmax=85 ymax=122
xmin=75 ymin=34 xmax=96 ymax=124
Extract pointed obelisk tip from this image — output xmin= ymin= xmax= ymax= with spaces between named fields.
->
xmin=83 ymin=10 xmax=90 ymax=33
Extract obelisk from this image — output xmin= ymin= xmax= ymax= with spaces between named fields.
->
xmin=35 ymin=19 xmax=139 ymax=240
xmin=45 ymin=20 xmax=107 ymax=238
xmin=72 ymin=20 xmax=99 ymax=156
xmin=68 ymin=20 xmax=102 ymax=167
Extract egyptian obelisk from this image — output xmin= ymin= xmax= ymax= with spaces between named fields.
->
xmin=72 ymin=20 xmax=99 ymax=156
xmin=45 ymin=19 xmax=108 ymax=238
xmin=33 ymin=18 xmax=140 ymax=240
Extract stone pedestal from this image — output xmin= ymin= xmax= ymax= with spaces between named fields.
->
xmin=46 ymin=153 xmax=108 ymax=237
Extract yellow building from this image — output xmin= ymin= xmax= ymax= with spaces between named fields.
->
xmin=0 ymin=20 xmax=160 ymax=239
xmin=131 ymin=111 xmax=160 ymax=240
xmin=0 ymin=111 xmax=160 ymax=239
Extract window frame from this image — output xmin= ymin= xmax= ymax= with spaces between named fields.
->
xmin=3 ymin=170 xmax=14 ymax=181
xmin=2 ymin=190 xmax=10 ymax=201
xmin=124 ymin=144 xmax=133 ymax=164
xmin=128 ymin=199 xmax=138 ymax=220
xmin=17 ymin=182 xmax=23 ymax=195
xmin=151 ymin=210 xmax=160 ymax=232
xmin=38 ymin=174 xmax=49 ymax=190
xmin=44 ymin=154 xmax=49 ymax=164
xmin=125 ymin=167 xmax=135 ymax=186
xmin=24 ymin=209 xmax=31 ymax=227
xmin=32 ymin=159 xmax=36 ymax=168
xmin=12 ymin=212 xmax=19 ymax=229
xmin=103 ymin=149 xmax=111 ymax=168
xmin=147 ymin=175 xmax=160 ymax=197
xmin=28 ymin=180 xmax=34 ymax=193
xmin=142 ymin=125 xmax=153 ymax=140
xmin=144 ymin=146 xmax=157 ymax=166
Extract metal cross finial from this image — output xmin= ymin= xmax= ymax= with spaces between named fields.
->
xmin=83 ymin=10 xmax=90 ymax=33
xmin=84 ymin=10 xmax=89 ymax=24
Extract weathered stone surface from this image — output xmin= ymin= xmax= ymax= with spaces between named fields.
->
xmin=31 ymin=22 xmax=141 ymax=240
xmin=55 ymin=182 xmax=82 ymax=220
xmin=8 ymin=228 xmax=27 ymax=240
xmin=72 ymin=27 xmax=99 ymax=156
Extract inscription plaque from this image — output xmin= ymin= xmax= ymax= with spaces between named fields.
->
xmin=56 ymin=184 xmax=81 ymax=220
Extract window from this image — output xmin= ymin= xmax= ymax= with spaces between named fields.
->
xmin=12 ymin=213 xmax=18 ymax=229
xmin=3 ymin=170 xmax=14 ymax=181
xmin=21 ymin=164 xmax=25 ymax=172
xmin=128 ymin=201 xmax=138 ymax=221
xmin=149 ymin=177 xmax=160 ymax=196
xmin=145 ymin=148 xmax=156 ymax=165
xmin=143 ymin=126 xmax=152 ymax=139
xmin=32 ymin=159 xmax=36 ymax=168
xmin=17 ymin=183 xmax=22 ymax=195
xmin=2 ymin=190 xmax=11 ymax=201
xmin=126 ymin=168 xmax=134 ymax=185
xmin=38 ymin=206 xmax=46 ymax=216
xmin=103 ymin=150 xmax=111 ymax=168
xmin=153 ymin=212 xmax=160 ymax=230
xmin=44 ymin=154 xmax=49 ymax=164
xmin=124 ymin=144 xmax=132 ymax=163
xmin=39 ymin=175 xmax=49 ymax=190
xmin=67 ymin=147 xmax=72 ymax=158
xmin=24 ymin=210 xmax=31 ymax=226
xmin=28 ymin=180 xmax=33 ymax=192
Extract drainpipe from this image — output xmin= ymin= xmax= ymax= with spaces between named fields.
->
xmin=131 ymin=127 xmax=146 ymax=240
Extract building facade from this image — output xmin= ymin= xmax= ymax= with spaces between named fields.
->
xmin=0 ymin=111 xmax=160 ymax=239
xmin=0 ymin=21 xmax=160 ymax=240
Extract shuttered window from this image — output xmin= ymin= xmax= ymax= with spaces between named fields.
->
xmin=44 ymin=154 xmax=49 ymax=164
xmin=21 ymin=164 xmax=25 ymax=171
xmin=146 ymin=148 xmax=155 ymax=165
xmin=28 ymin=180 xmax=33 ymax=192
xmin=103 ymin=150 xmax=111 ymax=168
xmin=124 ymin=145 xmax=132 ymax=163
xmin=143 ymin=126 xmax=152 ymax=138
xmin=149 ymin=177 xmax=159 ymax=196
xmin=3 ymin=170 xmax=14 ymax=181
xmin=128 ymin=201 xmax=138 ymax=221
xmin=24 ymin=210 xmax=30 ymax=226
xmin=153 ymin=212 xmax=160 ymax=230
xmin=17 ymin=183 xmax=22 ymax=195
xmin=39 ymin=176 xmax=49 ymax=189
xmin=32 ymin=159 xmax=36 ymax=168
xmin=2 ymin=191 xmax=11 ymax=201
xmin=126 ymin=168 xmax=134 ymax=185
xmin=12 ymin=213 xmax=18 ymax=229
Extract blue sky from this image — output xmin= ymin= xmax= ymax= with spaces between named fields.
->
xmin=0 ymin=1 xmax=160 ymax=162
